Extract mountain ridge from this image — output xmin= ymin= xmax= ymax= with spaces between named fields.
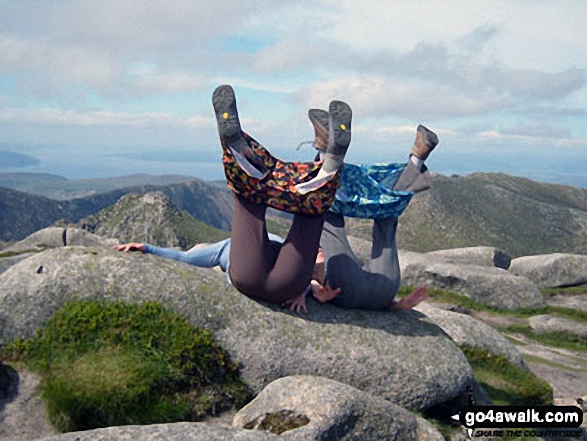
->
xmin=2 ymin=172 xmax=586 ymax=257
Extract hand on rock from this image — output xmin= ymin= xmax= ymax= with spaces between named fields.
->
xmin=115 ymin=243 xmax=145 ymax=253
xmin=390 ymin=285 xmax=428 ymax=311
xmin=282 ymin=292 xmax=308 ymax=314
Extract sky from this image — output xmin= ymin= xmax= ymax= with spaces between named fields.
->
xmin=0 ymin=0 xmax=586 ymax=186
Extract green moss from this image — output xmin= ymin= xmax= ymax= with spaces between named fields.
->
xmin=461 ymin=347 xmax=553 ymax=406
xmin=547 ymin=306 xmax=587 ymax=325
xmin=243 ymin=410 xmax=310 ymax=435
xmin=1 ymin=300 xmax=252 ymax=433
xmin=541 ymin=286 xmax=587 ymax=295
xmin=523 ymin=354 xmax=587 ymax=373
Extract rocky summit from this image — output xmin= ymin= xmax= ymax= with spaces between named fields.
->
xmin=75 ymin=191 xmax=229 ymax=249
xmin=0 ymin=246 xmax=472 ymax=413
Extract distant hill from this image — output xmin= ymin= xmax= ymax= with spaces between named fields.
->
xmin=0 ymin=187 xmax=67 ymax=242
xmin=0 ymin=152 xmax=40 ymax=168
xmin=0 ymin=178 xmax=234 ymax=242
xmin=0 ymin=172 xmax=198 ymax=200
xmin=76 ymin=191 xmax=229 ymax=248
xmin=346 ymin=173 xmax=587 ymax=258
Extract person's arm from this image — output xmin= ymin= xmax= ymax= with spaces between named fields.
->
xmin=116 ymin=242 xmax=191 ymax=263
xmin=139 ymin=243 xmax=193 ymax=263
xmin=282 ymin=291 xmax=309 ymax=314
xmin=115 ymin=243 xmax=146 ymax=252
xmin=283 ymin=278 xmax=342 ymax=314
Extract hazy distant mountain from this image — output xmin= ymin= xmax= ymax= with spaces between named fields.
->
xmin=0 ymin=172 xmax=198 ymax=200
xmin=346 ymin=173 xmax=587 ymax=258
xmin=0 ymin=152 xmax=40 ymax=168
xmin=76 ymin=191 xmax=229 ymax=248
xmin=0 ymin=187 xmax=67 ymax=242
xmin=0 ymin=178 xmax=233 ymax=242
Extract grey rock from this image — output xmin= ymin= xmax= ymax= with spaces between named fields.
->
xmin=4 ymin=227 xmax=67 ymax=252
xmin=0 ymin=365 xmax=57 ymax=441
xmin=546 ymin=293 xmax=587 ymax=311
xmin=0 ymin=254 xmax=32 ymax=275
xmin=426 ymin=246 xmax=511 ymax=270
xmin=509 ymin=253 xmax=587 ymax=288
xmin=529 ymin=314 xmax=587 ymax=338
xmin=415 ymin=303 xmax=528 ymax=370
xmin=400 ymin=253 xmax=544 ymax=310
xmin=346 ymin=235 xmax=374 ymax=266
xmin=37 ymin=422 xmax=279 ymax=440
xmin=345 ymin=240 xmax=540 ymax=309
xmin=233 ymin=375 xmax=444 ymax=441
xmin=4 ymin=227 xmax=119 ymax=254
xmin=63 ymin=227 xmax=120 ymax=248
xmin=0 ymin=247 xmax=472 ymax=412
xmin=76 ymin=191 xmax=226 ymax=249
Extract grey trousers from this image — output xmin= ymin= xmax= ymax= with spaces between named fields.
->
xmin=320 ymin=161 xmax=430 ymax=310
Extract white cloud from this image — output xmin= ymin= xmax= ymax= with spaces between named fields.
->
xmin=499 ymin=124 xmax=572 ymax=139
xmin=478 ymin=128 xmax=582 ymax=146
xmin=128 ymin=71 xmax=207 ymax=95
xmin=318 ymin=0 xmax=587 ymax=72
xmin=0 ymin=36 xmax=122 ymax=93
xmin=515 ymin=106 xmax=587 ymax=119
xmin=252 ymin=26 xmax=585 ymax=110
xmin=0 ymin=107 xmax=210 ymax=128
xmin=496 ymin=68 xmax=585 ymax=100
xmin=48 ymin=0 xmax=262 ymax=51
xmin=297 ymin=77 xmax=509 ymax=119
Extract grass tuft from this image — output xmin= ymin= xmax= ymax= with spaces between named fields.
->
xmin=461 ymin=347 xmax=553 ymax=406
xmin=500 ymin=324 xmax=587 ymax=352
xmin=399 ymin=285 xmax=587 ymax=324
xmin=1 ymin=300 xmax=252 ymax=433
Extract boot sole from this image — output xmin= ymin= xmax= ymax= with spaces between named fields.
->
xmin=212 ymin=85 xmax=241 ymax=141
xmin=328 ymin=100 xmax=352 ymax=156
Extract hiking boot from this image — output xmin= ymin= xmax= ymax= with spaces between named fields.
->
xmin=212 ymin=85 xmax=242 ymax=143
xmin=411 ymin=125 xmax=438 ymax=161
xmin=308 ymin=108 xmax=329 ymax=151
xmin=213 ymin=85 xmax=266 ymax=176
xmin=326 ymin=100 xmax=352 ymax=157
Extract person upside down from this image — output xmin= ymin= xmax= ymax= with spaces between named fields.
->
xmin=117 ymin=85 xmax=437 ymax=313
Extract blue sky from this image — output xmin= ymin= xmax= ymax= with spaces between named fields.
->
xmin=0 ymin=1 xmax=586 ymax=186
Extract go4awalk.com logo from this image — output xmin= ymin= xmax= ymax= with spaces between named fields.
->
xmin=452 ymin=405 xmax=584 ymax=439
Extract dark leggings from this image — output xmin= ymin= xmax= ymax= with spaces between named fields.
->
xmin=228 ymin=195 xmax=324 ymax=303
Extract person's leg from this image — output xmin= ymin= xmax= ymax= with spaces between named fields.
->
xmin=228 ymin=194 xmax=322 ymax=303
xmin=365 ymin=217 xmax=401 ymax=300
xmin=264 ymin=213 xmax=324 ymax=302
xmin=393 ymin=125 xmax=438 ymax=192
xmin=213 ymin=85 xmax=351 ymax=217
xmin=320 ymin=213 xmax=395 ymax=309
xmin=329 ymin=162 xmax=414 ymax=220
xmin=228 ymin=195 xmax=280 ymax=299
xmin=392 ymin=159 xmax=431 ymax=193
